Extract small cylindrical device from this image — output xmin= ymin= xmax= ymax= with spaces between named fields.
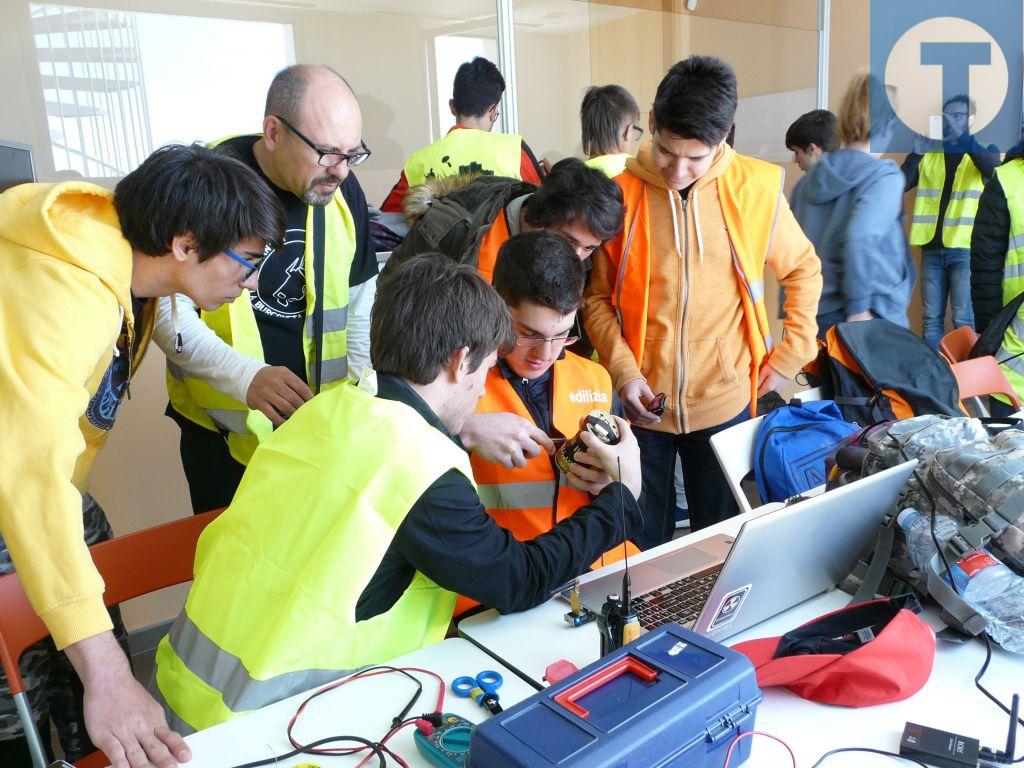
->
xmin=555 ymin=410 xmax=620 ymax=473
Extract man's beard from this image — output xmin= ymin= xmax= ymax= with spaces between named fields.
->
xmin=302 ymin=175 xmax=339 ymax=206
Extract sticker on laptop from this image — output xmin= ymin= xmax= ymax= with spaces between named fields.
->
xmin=708 ymin=584 xmax=752 ymax=631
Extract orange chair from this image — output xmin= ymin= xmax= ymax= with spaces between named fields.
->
xmin=939 ymin=326 xmax=981 ymax=363
xmin=0 ymin=509 xmax=221 ymax=768
xmin=952 ymin=357 xmax=1024 ymax=417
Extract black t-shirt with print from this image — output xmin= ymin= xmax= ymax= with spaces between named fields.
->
xmin=217 ymin=136 xmax=378 ymax=384
xmin=86 ymin=295 xmax=149 ymax=431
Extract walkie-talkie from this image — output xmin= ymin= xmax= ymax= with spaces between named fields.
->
xmin=597 ymin=457 xmax=641 ymax=655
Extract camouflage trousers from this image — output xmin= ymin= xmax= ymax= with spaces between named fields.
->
xmin=0 ymin=494 xmax=129 ymax=764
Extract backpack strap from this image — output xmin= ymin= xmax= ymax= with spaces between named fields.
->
xmin=926 ymin=553 xmax=990 ymax=636
xmin=848 ymin=513 xmax=898 ymax=604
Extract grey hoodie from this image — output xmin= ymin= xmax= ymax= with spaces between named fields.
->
xmin=790 ymin=148 xmax=914 ymax=328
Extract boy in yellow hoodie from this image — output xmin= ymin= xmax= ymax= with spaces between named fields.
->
xmin=0 ymin=144 xmax=283 ymax=767
xmin=585 ymin=56 xmax=822 ymax=547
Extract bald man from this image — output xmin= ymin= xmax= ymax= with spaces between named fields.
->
xmin=154 ymin=64 xmax=379 ymax=513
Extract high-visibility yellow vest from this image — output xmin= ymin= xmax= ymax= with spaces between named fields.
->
xmin=153 ymin=381 xmax=473 ymax=734
xmin=404 ymin=128 xmax=523 ymax=186
xmin=995 ymin=160 xmax=1024 ymax=404
xmin=909 ymin=152 xmax=985 ymax=249
xmin=166 ymin=138 xmax=356 ymax=465
xmin=585 ymin=153 xmax=629 ymax=178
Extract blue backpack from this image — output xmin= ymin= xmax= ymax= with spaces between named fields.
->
xmin=753 ymin=400 xmax=858 ymax=503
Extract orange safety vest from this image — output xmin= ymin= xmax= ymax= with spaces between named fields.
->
xmin=606 ymin=156 xmax=781 ymax=417
xmin=475 ymin=206 xmax=512 ymax=284
xmin=456 ymin=352 xmax=639 ymax=615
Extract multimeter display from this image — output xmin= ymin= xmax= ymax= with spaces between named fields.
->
xmin=413 ymin=713 xmax=474 ymax=768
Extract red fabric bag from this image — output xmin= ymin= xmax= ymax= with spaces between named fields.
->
xmin=732 ymin=598 xmax=935 ymax=707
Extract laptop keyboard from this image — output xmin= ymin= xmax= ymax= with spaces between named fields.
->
xmin=632 ymin=568 xmax=722 ymax=631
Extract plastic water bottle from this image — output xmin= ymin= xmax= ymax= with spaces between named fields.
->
xmin=899 ymin=509 xmax=1024 ymax=653
xmin=897 ymin=508 xmax=959 ymax=573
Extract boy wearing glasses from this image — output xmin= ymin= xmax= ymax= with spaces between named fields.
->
xmin=461 ymin=231 xmax=638 ymax=615
xmin=381 ymin=56 xmax=544 ymax=212
xmin=155 ymin=64 xmax=379 ymax=514
xmin=0 ymin=144 xmax=283 ymax=768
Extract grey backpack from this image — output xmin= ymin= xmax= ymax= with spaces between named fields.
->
xmin=847 ymin=415 xmax=1024 ymax=639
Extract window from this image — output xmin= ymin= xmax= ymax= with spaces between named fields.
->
xmin=432 ymin=34 xmax=500 ymax=138
xmin=31 ymin=4 xmax=293 ymax=177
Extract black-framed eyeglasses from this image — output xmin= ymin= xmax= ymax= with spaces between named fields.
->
xmin=273 ymin=114 xmax=372 ymax=168
xmin=514 ymin=332 xmax=580 ymax=349
xmin=223 ymin=247 xmax=262 ymax=280
xmin=624 ymin=124 xmax=644 ymax=141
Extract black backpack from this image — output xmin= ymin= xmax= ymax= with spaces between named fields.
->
xmin=381 ymin=173 xmax=536 ymax=279
xmin=971 ymin=290 xmax=1024 ymax=358
xmin=804 ymin=319 xmax=964 ymax=425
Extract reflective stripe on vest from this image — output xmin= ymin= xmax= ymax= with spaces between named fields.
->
xmin=166 ymin=153 xmax=357 ymax=465
xmin=605 ymin=153 xmax=779 ymax=418
xmin=910 ymin=153 xmax=985 ymax=248
xmin=154 ymin=382 xmax=472 ymax=733
xmin=585 ymin=153 xmax=630 ymax=178
xmin=404 ymin=128 xmax=524 ymax=187
xmin=995 ymin=161 xmax=1024 ymax=405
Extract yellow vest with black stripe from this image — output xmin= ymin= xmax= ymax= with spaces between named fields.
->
xmin=995 ymin=160 xmax=1024 ymax=403
xmin=166 ymin=139 xmax=356 ymax=465
xmin=910 ymin=152 xmax=985 ymax=249
xmin=404 ymin=128 xmax=523 ymax=186
xmin=153 ymin=381 xmax=472 ymax=734
xmin=585 ymin=153 xmax=629 ymax=178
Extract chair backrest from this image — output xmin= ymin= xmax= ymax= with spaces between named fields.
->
xmin=940 ymin=326 xmax=981 ymax=363
xmin=710 ymin=415 xmax=764 ymax=515
xmin=0 ymin=509 xmax=220 ymax=696
xmin=792 ymin=386 xmax=823 ymax=402
xmin=952 ymin=356 xmax=1023 ymax=408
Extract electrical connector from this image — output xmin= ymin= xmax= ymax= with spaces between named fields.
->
xmin=414 ymin=718 xmax=435 ymax=737
xmin=421 ymin=712 xmax=444 ymax=727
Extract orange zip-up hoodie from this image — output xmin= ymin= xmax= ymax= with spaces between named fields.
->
xmin=585 ymin=141 xmax=822 ymax=435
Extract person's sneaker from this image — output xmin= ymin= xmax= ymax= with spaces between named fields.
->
xmin=673 ymin=506 xmax=690 ymax=529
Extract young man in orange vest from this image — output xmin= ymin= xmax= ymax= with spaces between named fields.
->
xmin=463 ymin=232 xmax=639 ymax=615
xmin=586 ymin=56 xmax=822 ymax=548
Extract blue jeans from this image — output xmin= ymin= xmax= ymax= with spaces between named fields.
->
xmin=921 ymin=247 xmax=974 ymax=348
xmin=632 ymin=407 xmax=749 ymax=550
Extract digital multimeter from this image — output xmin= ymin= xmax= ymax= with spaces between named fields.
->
xmin=413 ymin=713 xmax=474 ymax=768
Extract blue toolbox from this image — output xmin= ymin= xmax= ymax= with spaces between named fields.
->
xmin=469 ymin=623 xmax=762 ymax=767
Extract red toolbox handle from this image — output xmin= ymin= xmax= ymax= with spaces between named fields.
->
xmin=552 ymin=656 xmax=660 ymax=719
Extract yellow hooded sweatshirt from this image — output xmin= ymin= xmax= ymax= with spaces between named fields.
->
xmin=0 ymin=181 xmax=153 ymax=649
xmin=586 ymin=141 xmax=822 ymax=434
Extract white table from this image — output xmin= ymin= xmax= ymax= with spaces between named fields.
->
xmin=459 ymin=513 xmax=1024 ymax=767
xmin=182 ymin=638 xmax=537 ymax=768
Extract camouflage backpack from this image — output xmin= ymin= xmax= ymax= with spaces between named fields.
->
xmin=846 ymin=415 xmax=1024 ymax=640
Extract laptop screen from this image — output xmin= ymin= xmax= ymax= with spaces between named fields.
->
xmin=0 ymin=141 xmax=36 ymax=193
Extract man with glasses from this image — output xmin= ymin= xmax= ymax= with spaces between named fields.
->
xmin=386 ymin=158 xmax=625 ymax=473
xmin=381 ymin=56 xmax=544 ymax=212
xmin=155 ymin=64 xmax=379 ymax=514
xmin=455 ymin=231 xmax=638 ymax=615
xmin=0 ymin=144 xmax=283 ymax=768
xmin=903 ymin=94 xmax=999 ymax=347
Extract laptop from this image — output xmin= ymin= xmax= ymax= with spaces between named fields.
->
xmin=572 ymin=460 xmax=916 ymax=642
